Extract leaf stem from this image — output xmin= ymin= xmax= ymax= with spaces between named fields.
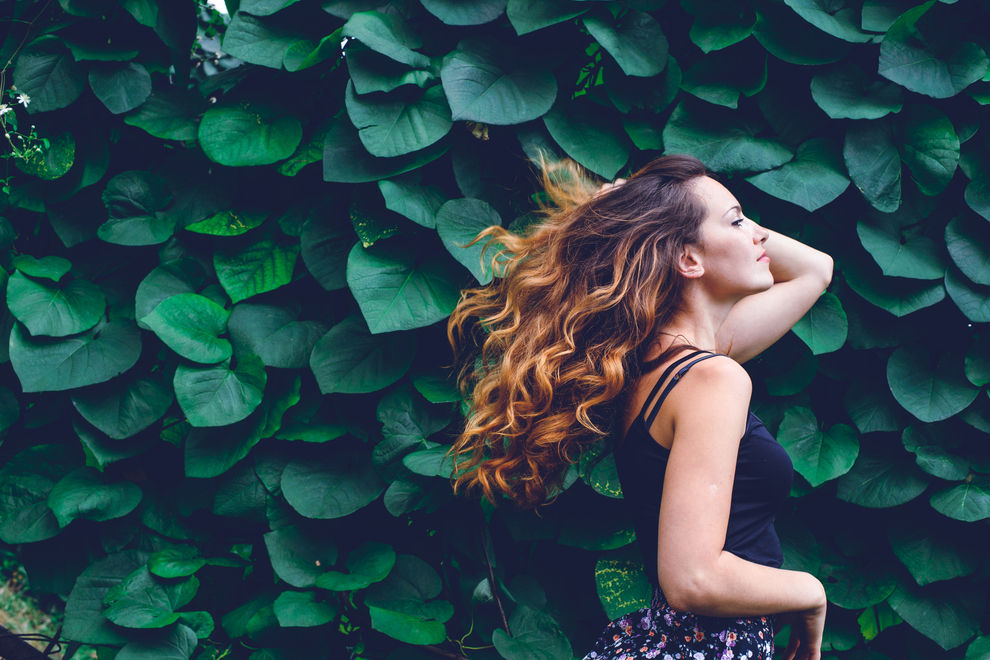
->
xmin=481 ymin=523 xmax=510 ymax=636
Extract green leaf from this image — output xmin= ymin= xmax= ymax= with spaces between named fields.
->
xmin=378 ymin=177 xmax=445 ymax=229
xmin=300 ymin=215 xmax=350 ymax=290
xmin=506 ymin=0 xmax=588 ymax=35
xmin=492 ymin=605 xmax=573 ymax=660
xmin=594 ymin=551 xmax=652 ymax=619
xmin=889 ymin=523 xmax=977 ymax=585
xmin=835 ymin=449 xmax=928 ymax=508
xmin=752 ymin=3 xmax=849 ymax=66
xmin=817 ymin=559 xmax=896 ymax=609
xmin=174 ymin=355 xmax=266 ymax=427
xmin=214 ymin=238 xmax=300 ymax=303
xmin=413 ymin=370 xmax=461 ymax=404
xmin=367 ymin=604 xmax=447 ymax=645
xmin=12 ymin=254 xmax=71 ymax=282
xmin=899 ymin=105 xmax=959 ymax=196
xmin=88 ymin=62 xmax=152 ymax=114
xmin=680 ymin=46 xmax=766 ymax=109
xmin=283 ymin=29 xmax=345 ymax=72
xmin=783 ymin=0 xmax=872 ymax=42
xmin=282 ymin=440 xmax=385 ymax=518
xmin=543 ymin=102 xmax=629 ymax=179
xmin=185 ymin=209 xmax=267 ymax=236
xmin=945 ymin=265 xmax=990 ymax=322
xmin=840 ymin=257 xmax=945 ymax=316
xmin=48 ymin=467 xmax=142 ymax=527
xmin=316 ymin=541 xmax=396 ymax=591
xmin=684 ymin=0 xmax=755 ymax=53
xmin=856 ymin=219 xmax=945 ymax=280
xmin=309 ymin=315 xmax=416 ymax=394
xmin=584 ymin=10 xmax=667 ymax=77
xmin=887 ymin=346 xmax=977 ymax=422
xmin=104 ymin=566 xmax=197 ymax=628
xmin=0 ymin=444 xmax=72 ymax=543
xmin=791 ymin=291 xmax=847 ymax=354
xmin=263 ymin=524 xmax=338 ymax=588
xmin=843 ymin=119 xmax=901 ymax=212
xmin=435 ymin=198 xmax=503 ymax=284
xmin=887 ymin=580 xmax=982 ymax=650
xmin=72 ymin=373 xmax=173 ymax=440
xmin=945 ymin=215 xmax=990 ymax=286
xmin=273 ymin=590 xmax=337 ymax=627
xmin=6 ymin=271 xmax=105 ymax=337
xmin=661 ymin=101 xmax=793 ymax=173
xmin=777 ymin=407 xmax=859 ymax=487
xmin=99 ymin=170 xmax=175 ymax=246
xmin=228 ymin=304 xmax=326 ymax=369
xmin=845 ymin=378 xmax=900 ymax=433
xmin=345 ymin=82 xmax=452 ymax=158
xmin=745 ymin=138 xmax=849 ymax=211
xmin=965 ymin=339 xmax=990 ymax=387
xmin=810 ymin=63 xmax=904 ymax=119
xmin=342 ymin=10 xmax=430 ymax=68
xmin=116 ymin=623 xmax=198 ymax=660
xmin=64 ymin=550 xmax=149 ymax=645
xmin=221 ymin=12 xmax=296 ymax=68
xmin=141 ymin=293 xmax=232 ymax=364
xmin=346 ymin=241 xmax=464 ymax=334
xmin=149 ymin=547 xmax=207 ymax=579
xmin=929 ymin=481 xmax=990 ymax=522
xmin=10 ymin=319 xmax=142 ymax=392
xmin=13 ymin=131 xmax=76 ymax=180
xmin=421 ymin=0 xmax=506 ymax=26
xmin=199 ymin=104 xmax=302 ymax=167
xmin=240 ymin=0 xmax=302 ymax=15
xmin=12 ymin=35 xmax=86 ymax=112
xmin=345 ymin=42 xmax=435 ymax=95
xmin=878 ymin=2 xmax=989 ymax=99
xmin=375 ymin=386 xmax=451 ymax=462
xmin=914 ymin=445 xmax=970 ymax=481
xmin=125 ymin=89 xmax=204 ymax=141
xmin=402 ymin=447 xmax=454 ymax=478
xmin=440 ymin=40 xmax=557 ymax=125
xmin=322 ymin=114 xmax=449 ymax=183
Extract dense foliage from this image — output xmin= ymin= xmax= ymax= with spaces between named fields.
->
xmin=1 ymin=0 xmax=989 ymax=658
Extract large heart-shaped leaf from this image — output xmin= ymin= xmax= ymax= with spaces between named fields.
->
xmin=945 ymin=215 xmax=990 ymax=286
xmin=10 ymin=319 xmax=142 ymax=393
xmin=878 ymin=2 xmax=988 ymax=99
xmin=281 ymin=440 xmax=385 ymax=519
xmin=835 ymin=449 xmax=928 ymax=508
xmin=583 ymin=10 xmax=668 ymax=77
xmin=88 ymin=62 xmax=151 ymax=114
xmin=342 ymin=10 xmax=430 ymax=68
xmin=887 ymin=346 xmax=978 ymax=422
xmin=791 ymin=291 xmax=847 ymax=354
xmin=6 ymin=271 xmax=105 ymax=338
xmin=48 ymin=467 xmax=142 ymax=527
xmin=309 ymin=315 xmax=416 ymax=394
xmin=99 ymin=170 xmax=174 ymax=245
xmin=199 ymin=104 xmax=302 ymax=167
xmin=174 ymin=355 xmax=267 ymax=427
xmin=346 ymin=240 xmax=464 ymax=334
xmin=12 ymin=35 xmax=86 ymax=112
xmin=214 ymin=237 xmax=300 ymax=303
xmin=440 ymin=39 xmax=557 ymax=125
xmin=746 ymin=138 xmax=849 ymax=211
xmin=887 ymin=579 xmax=982 ymax=649
xmin=856 ymin=218 xmax=945 ymax=280
xmin=72 ymin=373 xmax=173 ymax=439
xmin=140 ymin=293 xmax=231 ymax=364
xmin=777 ymin=406 xmax=859 ymax=487
xmin=345 ymin=82 xmax=452 ymax=157
xmin=228 ymin=304 xmax=326 ymax=369
xmin=843 ymin=119 xmax=901 ymax=212
xmin=543 ymin=102 xmax=629 ymax=179
xmin=263 ymin=524 xmax=338 ymax=588
xmin=899 ymin=104 xmax=959 ymax=196
xmin=810 ymin=63 xmax=904 ymax=120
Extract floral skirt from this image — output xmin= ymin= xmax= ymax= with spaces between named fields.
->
xmin=583 ymin=586 xmax=775 ymax=660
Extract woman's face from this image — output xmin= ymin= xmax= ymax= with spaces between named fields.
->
xmin=688 ymin=176 xmax=773 ymax=298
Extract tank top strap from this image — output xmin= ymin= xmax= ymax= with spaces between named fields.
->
xmin=640 ymin=350 xmax=722 ymax=429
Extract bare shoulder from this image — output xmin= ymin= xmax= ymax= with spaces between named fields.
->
xmin=664 ymin=355 xmax=752 ymax=432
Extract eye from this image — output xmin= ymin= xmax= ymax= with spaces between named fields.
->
xmin=731 ymin=218 xmax=745 ymax=226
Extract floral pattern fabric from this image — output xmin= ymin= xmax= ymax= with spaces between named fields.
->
xmin=583 ymin=587 xmax=775 ymax=660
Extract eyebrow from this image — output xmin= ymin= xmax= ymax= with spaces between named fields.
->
xmin=722 ymin=205 xmax=742 ymax=218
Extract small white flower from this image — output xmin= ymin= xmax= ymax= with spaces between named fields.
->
xmin=0 ymin=104 xmax=10 ymax=116
xmin=16 ymin=93 xmax=30 ymax=107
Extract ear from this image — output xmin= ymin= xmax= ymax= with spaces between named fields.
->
xmin=676 ymin=244 xmax=704 ymax=279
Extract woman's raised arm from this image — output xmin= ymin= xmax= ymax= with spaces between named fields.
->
xmin=715 ymin=226 xmax=833 ymax=364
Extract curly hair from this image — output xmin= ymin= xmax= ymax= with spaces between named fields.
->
xmin=446 ymin=154 xmax=711 ymax=509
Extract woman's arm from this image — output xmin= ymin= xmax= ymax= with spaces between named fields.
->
xmin=715 ymin=226 xmax=833 ymax=364
xmin=655 ymin=357 xmax=826 ymax=617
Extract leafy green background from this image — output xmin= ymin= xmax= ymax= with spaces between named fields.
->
xmin=1 ymin=0 xmax=989 ymax=659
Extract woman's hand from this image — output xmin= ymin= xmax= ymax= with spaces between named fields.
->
xmin=594 ymin=178 xmax=626 ymax=198
xmin=777 ymin=598 xmax=827 ymax=660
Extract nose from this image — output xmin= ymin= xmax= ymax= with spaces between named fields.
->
xmin=754 ymin=223 xmax=769 ymax=244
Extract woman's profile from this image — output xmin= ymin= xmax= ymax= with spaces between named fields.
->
xmin=446 ymin=154 xmax=833 ymax=660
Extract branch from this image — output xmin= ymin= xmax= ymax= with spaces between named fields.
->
xmin=480 ymin=524 xmax=511 ymax=636
xmin=423 ymin=645 xmax=468 ymax=660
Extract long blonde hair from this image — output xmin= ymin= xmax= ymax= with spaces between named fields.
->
xmin=446 ymin=154 xmax=710 ymax=509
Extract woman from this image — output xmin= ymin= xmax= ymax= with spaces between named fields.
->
xmin=447 ymin=154 xmax=832 ymax=660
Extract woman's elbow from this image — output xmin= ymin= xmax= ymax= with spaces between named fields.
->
xmin=659 ymin=567 xmax=712 ymax=612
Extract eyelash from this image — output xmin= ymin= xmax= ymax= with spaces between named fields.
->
xmin=731 ymin=218 xmax=745 ymax=226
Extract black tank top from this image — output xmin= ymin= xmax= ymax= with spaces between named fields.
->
xmin=615 ymin=349 xmax=794 ymax=586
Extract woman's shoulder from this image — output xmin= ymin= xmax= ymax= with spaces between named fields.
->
xmin=669 ymin=353 xmax=752 ymax=409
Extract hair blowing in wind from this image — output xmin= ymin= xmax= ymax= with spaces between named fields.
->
xmin=446 ymin=154 xmax=711 ymax=509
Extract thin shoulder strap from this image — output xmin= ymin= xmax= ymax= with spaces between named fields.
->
xmin=637 ymin=349 xmax=711 ymax=425
xmin=642 ymin=351 xmax=722 ymax=428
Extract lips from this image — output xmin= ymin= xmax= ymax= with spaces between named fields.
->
xmin=757 ymin=251 xmax=769 ymax=262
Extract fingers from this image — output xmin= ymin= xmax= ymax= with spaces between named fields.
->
xmin=781 ymin=631 xmax=800 ymax=660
